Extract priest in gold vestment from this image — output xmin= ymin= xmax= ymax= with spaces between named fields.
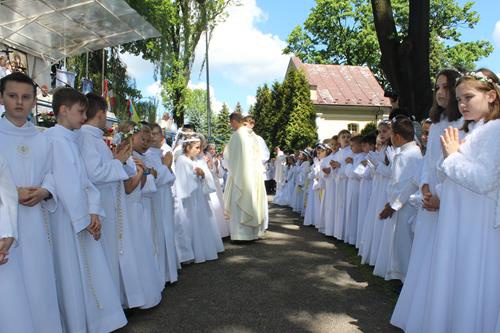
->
xmin=223 ymin=112 xmax=267 ymax=241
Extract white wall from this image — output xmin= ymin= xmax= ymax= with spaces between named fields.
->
xmin=314 ymin=105 xmax=390 ymax=141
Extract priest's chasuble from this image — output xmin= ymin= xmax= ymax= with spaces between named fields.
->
xmin=223 ymin=126 xmax=267 ymax=240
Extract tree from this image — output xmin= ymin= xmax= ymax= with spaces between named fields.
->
xmin=284 ymin=0 xmax=493 ymax=119
xmin=135 ymin=98 xmax=158 ymax=123
xmin=252 ymin=84 xmax=274 ymax=147
xmin=184 ymin=88 xmax=208 ymax=135
xmin=67 ymin=48 xmax=142 ymax=121
xmin=213 ymin=103 xmax=232 ymax=145
xmin=233 ymin=101 xmax=243 ymax=114
xmin=123 ymin=0 xmax=236 ymax=126
xmin=278 ymin=70 xmax=318 ymax=151
xmin=360 ymin=122 xmax=377 ymax=136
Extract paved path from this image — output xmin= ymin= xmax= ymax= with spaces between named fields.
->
xmin=119 ymin=202 xmax=403 ymax=333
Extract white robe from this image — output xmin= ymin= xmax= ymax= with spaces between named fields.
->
xmin=320 ymin=153 xmax=337 ymax=235
xmin=145 ymin=147 xmax=179 ymax=283
xmin=274 ymin=151 xmax=286 ymax=191
xmin=205 ymin=154 xmax=230 ymax=238
xmin=303 ymin=158 xmax=321 ymax=226
xmin=175 ymin=154 xmax=224 ymax=262
xmin=273 ymin=166 xmax=291 ymax=205
xmin=358 ymin=147 xmax=391 ymax=264
xmin=44 ymin=125 xmax=126 ymax=333
xmin=344 ymin=153 xmax=365 ymax=245
xmin=355 ymin=160 xmax=373 ymax=248
xmin=418 ymin=119 xmax=500 ymax=333
xmin=224 ymin=127 xmax=267 ymax=241
xmin=126 ymin=151 xmax=164 ymax=308
xmin=0 ymin=118 xmax=62 ymax=332
xmin=0 ymin=153 xmax=36 ymax=333
xmin=391 ymin=117 xmax=463 ymax=330
xmin=333 ymin=146 xmax=353 ymax=240
xmin=79 ymin=125 xmax=146 ymax=308
xmin=373 ymin=142 xmax=421 ymax=281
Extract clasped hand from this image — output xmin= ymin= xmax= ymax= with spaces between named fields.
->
xmin=17 ymin=187 xmax=50 ymax=207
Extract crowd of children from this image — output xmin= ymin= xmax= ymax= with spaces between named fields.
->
xmin=0 ymin=72 xmax=228 ymax=333
xmin=273 ymin=68 xmax=500 ymax=333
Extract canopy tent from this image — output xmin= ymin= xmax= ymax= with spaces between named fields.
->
xmin=0 ymin=0 xmax=159 ymax=63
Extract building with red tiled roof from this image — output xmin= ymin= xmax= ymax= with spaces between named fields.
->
xmin=286 ymin=57 xmax=391 ymax=140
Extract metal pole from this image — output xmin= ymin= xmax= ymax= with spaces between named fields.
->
xmin=101 ymin=48 xmax=105 ymax=95
xmin=204 ymin=10 xmax=211 ymax=139
xmin=85 ymin=52 xmax=89 ymax=78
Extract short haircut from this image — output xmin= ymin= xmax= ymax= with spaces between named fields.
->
xmin=392 ymin=116 xmax=415 ymax=141
xmin=242 ymin=115 xmax=255 ymax=125
xmin=349 ymin=135 xmax=363 ymax=144
xmin=85 ymin=92 xmax=107 ymax=120
xmin=0 ymin=71 xmax=36 ymax=96
xmin=338 ymin=129 xmax=350 ymax=137
xmin=331 ymin=135 xmax=338 ymax=141
xmin=52 ymin=87 xmax=88 ymax=117
xmin=149 ymin=123 xmax=162 ymax=133
xmin=229 ymin=112 xmax=243 ymax=123
xmin=361 ymin=133 xmax=377 ymax=145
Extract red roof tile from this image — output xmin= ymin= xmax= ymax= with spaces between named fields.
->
xmin=289 ymin=57 xmax=391 ymax=108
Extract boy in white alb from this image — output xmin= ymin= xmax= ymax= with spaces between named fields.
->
xmin=0 ymin=153 xmax=36 ymax=333
xmin=145 ymin=123 xmax=178 ymax=283
xmin=44 ymin=87 xmax=126 ymax=333
xmin=79 ymin=93 xmax=146 ymax=308
xmin=0 ymin=72 xmax=62 ymax=332
xmin=378 ymin=117 xmax=422 ymax=281
xmin=344 ymin=135 xmax=365 ymax=245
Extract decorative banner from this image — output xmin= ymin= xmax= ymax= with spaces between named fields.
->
xmin=127 ymin=99 xmax=140 ymax=122
xmin=55 ymin=69 xmax=76 ymax=88
xmin=82 ymin=78 xmax=93 ymax=94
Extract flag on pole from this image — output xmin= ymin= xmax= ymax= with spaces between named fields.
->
xmin=127 ymin=99 xmax=140 ymax=122
xmin=103 ymin=79 xmax=111 ymax=111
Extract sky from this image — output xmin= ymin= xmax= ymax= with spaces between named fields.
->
xmin=122 ymin=0 xmax=500 ymax=116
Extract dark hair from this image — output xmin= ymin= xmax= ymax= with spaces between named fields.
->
xmin=242 ymin=115 xmax=255 ymax=125
xmin=389 ymin=108 xmax=410 ymax=120
xmin=429 ymin=69 xmax=461 ymax=123
xmin=338 ymin=129 xmax=350 ymax=136
xmin=52 ymin=87 xmax=88 ymax=117
xmin=392 ymin=116 xmax=415 ymax=142
xmin=331 ymin=135 xmax=338 ymax=141
xmin=361 ymin=132 xmax=377 ymax=145
xmin=384 ymin=89 xmax=398 ymax=100
xmin=149 ymin=123 xmax=162 ymax=133
xmin=349 ymin=135 xmax=363 ymax=144
xmin=85 ymin=92 xmax=107 ymax=120
xmin=457 ymin=68 xmax=500 ymax=132
xmin=229 ymin=112 xmax=243 ymax=122
xmin=0 ymin=71 xmax=36 ymax=96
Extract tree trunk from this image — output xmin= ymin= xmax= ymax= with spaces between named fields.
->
xmin=408 ymin=0 xmax=431 ymax=120
xmin=371 ymin=0 xmax=432 ymax=121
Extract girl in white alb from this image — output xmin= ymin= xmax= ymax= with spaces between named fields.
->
xmin=416 ymin=70 xmax=500 ymax=333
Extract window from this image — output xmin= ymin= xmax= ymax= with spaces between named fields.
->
xmin=347 ymin=123 xmax=359 ymax=133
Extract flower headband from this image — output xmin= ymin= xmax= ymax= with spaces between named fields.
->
xmin=121 ymin=124 xmax=143 ymax=141
xmin=459 ymin=71 xmax=500 ymax=89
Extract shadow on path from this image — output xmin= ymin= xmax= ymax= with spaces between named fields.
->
xmin=118 ymin=202 xmax=403 ymax=333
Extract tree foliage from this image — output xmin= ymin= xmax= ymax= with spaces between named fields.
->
xmin=276 ymin=70 xmax=317 ymax=152
xmin=233 ymin=101 xmax=243 ymax=114
xmin=212 ymin=103 xmax=232 ymax=145
xmin=360 ymin=121 xmax=377 ymax=136
xmin=251 ymin=82 xmax=282 ymax=149
xmin=285 ymin=0 xmax=492 ymax=80
xmin=123 ymin=0 xmax=235 ymax=126
xmin=184 ymin=88 xmax=208 ymax=135
xmin=66 ymin=48 xmax=141 ymax=121
xmin=136 ymin=98 xmax=159 ymax=123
